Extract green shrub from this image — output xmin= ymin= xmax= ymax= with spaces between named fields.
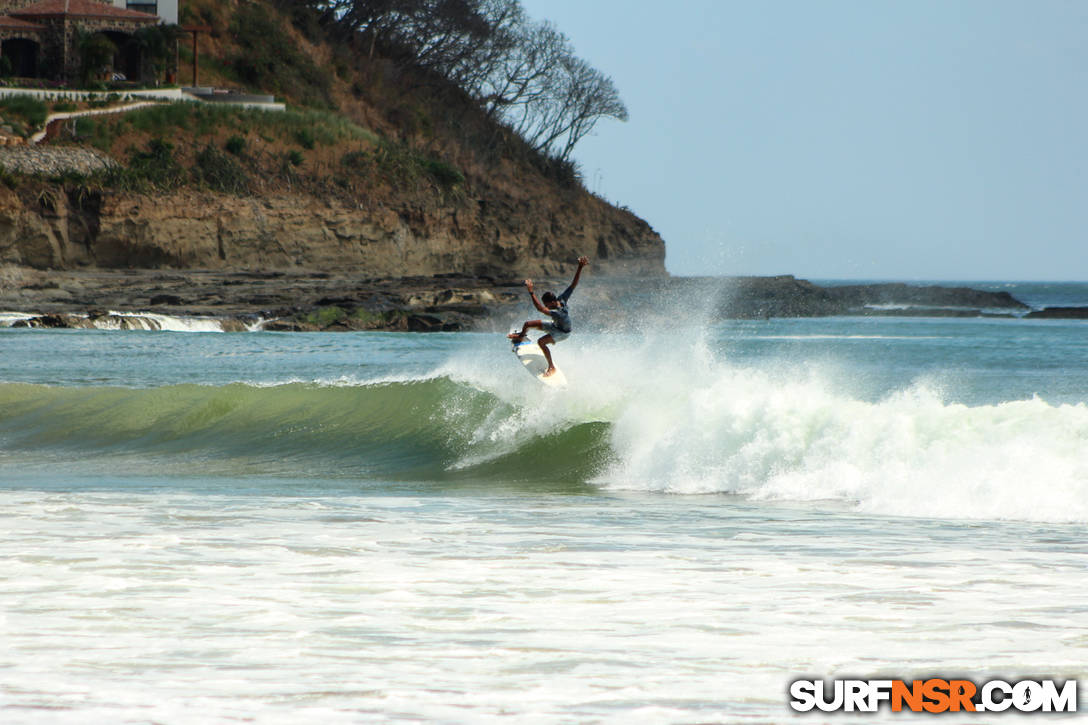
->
xmin=295 ymin=128 xmax=315 ymax=149
xmin=79 ymin=32 xmax=116 ymax=87
xmin=534 ymin=153 xmax=582 ymax=188
xmin=224 ymin=134 xmax=246 ymax=155
xmin=128 ymin=103 xmax=193 ymax=133
xmin=306 ymin=306 xmax=345 ymax=327
xmin=0 ymin=166 xmax=18 ymax=189
xmin=341 ymin=150 xmax=369 ymax=170
xmin=74 ymin=117 xmax=96 ymax=136
xmin=0 ymin=96 xmax=48 ymax=131
xmin=286 ymin=149 xmax=304 ymax=166
xmin=195 ymin=144 xmax=249 ymax=193
xmin=421 ymin=158 xmax=464 ymax=187
xmin=110 ymin=138 xmax=185 ymax=190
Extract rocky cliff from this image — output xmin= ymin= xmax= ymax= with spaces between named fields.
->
xmin=0 ymin=181 xmax=665 ymax=278
xmin=0 ymin=0 xmax=669 ymax=283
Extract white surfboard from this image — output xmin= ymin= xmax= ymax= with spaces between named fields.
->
xmin=511 ymin=335 xmax=567 ymax=387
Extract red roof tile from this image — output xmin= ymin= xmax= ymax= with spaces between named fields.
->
xmin=11 ymin=0 xmax=159 ymax=22
xmin=0 ymin=15 xmax=46 ymax=30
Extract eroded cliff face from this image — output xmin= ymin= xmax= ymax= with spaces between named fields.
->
xmin=0 ymin=184 xmax=666 ymax=278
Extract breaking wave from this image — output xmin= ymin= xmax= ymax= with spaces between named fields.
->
xmin=3 ymin=330 xmax=1087 ymax=522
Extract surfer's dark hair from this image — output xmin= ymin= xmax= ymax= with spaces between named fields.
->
xmin=541 ymin=291 xmax=557 ymax=304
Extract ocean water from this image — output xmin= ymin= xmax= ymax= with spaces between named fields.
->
xmin=2 ymin=281 xmax=1088 ymax=723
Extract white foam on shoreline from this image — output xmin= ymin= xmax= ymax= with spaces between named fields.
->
xmin=0 ymin=311 xmax=38 ymax=327
xmin=2 ymin=310 xmax=265 ymax=332
xmin=100 ymin=311 xmax=226 ymax=332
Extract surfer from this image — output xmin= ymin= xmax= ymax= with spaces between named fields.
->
xmin=507 ymin=256 xmax=589 ymax=377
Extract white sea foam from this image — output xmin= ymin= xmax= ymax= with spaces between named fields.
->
xmin=602 ymin=365 xmax=1088 ymax=523
xmin=1 ymin=310 xmax=249 ymax=331
xmin=99 ymin=311 xmax=229 ymax=332
xmin=0 ymin=311 xmax=37 ymax=327
xmin=2 ymin=489 xmax=1085 ymax=723
xmin=445 ymin=327 xmax=1088 ymax=524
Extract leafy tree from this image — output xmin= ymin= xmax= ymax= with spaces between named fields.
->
xmin=79 ymin=32 xmax=117 ymax=86
xmin=132 ymin=24 xmax=186 ymax=84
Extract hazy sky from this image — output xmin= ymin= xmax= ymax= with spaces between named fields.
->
xmin=517 ymin=0 xmax=1088 ymax=280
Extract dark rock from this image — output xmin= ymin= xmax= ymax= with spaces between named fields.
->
xmin=424 ymin=304 xmax=487 ymax=316
xmin=1025 ymin=307 xmax=1088 ymax=319
xmin=862 ymin=307 xmax=984 ymax=318
xmin=406 ymin=314 xmax=445 ymax=332
xmin=0 ymin=268 xmax=1039 ymax=331
xmin=14 ymin=313 xmax=94 ymax=329
xmin=828 ymin=283 xmax=1027 ymax=311
xmin=262 ymin=319 xmax=313 ymax=332
xmin=219 ymin=318 xmax=251 ymax=332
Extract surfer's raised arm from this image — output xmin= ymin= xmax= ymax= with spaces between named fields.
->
xmin=563 ymin=256 xmax=590 ymax=298
xmin=525 ymin=279 xmax=550 ymax=314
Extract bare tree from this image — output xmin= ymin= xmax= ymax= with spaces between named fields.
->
xmin=289 ymin=0 xmax=628 ymax=162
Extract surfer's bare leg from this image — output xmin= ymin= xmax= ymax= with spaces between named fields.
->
xmin=507 ymin=320 xmax=543 ymax=340
xmin=537 ymin=334 xmax=557 ymax=376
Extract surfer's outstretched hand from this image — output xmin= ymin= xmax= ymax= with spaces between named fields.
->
xmin=578 ymin=256 xmax=589 ymax=267
xmin=524 ymin=279 xmax=534 ymax=293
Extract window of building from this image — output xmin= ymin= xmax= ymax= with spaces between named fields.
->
xmin=127 ymin=2 xmax=158 ymax=15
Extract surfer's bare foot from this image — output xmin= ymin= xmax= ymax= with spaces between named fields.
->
xmin=507 ymin=331 xmax=527 ymax=341
xmin=542 ymin=367 xmax=556 ymax=378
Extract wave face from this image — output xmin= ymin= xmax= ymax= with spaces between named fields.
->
xmin=3 ymin=325 xmax=1088 ymax=522
xmin=0 ymin=379 xmax=610 ymax=485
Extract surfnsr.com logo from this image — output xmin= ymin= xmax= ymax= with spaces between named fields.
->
xmin=789 ymin=678 xmax=1077 ymax=713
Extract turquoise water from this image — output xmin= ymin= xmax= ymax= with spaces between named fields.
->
xmin=2 ymin=283 xmax=1088 ymax=722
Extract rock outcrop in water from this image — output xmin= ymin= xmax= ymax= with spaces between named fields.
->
xmin=712 ymin=276 xmax=1027 ymax=318
xmin=0 ymin=269 xmax=1034 ymax=332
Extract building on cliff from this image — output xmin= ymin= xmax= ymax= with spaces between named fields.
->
xmin=0 ymin=0 xmax=175 ymax=22
xmin=0 ymin=0 xmax=174 ymax=82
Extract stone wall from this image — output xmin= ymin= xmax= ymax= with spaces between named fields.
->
xmin=0 ymin=1 xmax=36 ymax=12
xmin=58 ymin=16 xmax=153 ymax=81
xmin=0 ymin=146 xmax=115 ymax=175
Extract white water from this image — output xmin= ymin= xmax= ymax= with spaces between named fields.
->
xmin=4 ymin=316 xmax=1088 ymax=722
xmin=2 ymin=489 xmax=1085 ymax=723
xmin=0 ymin=311 xmax=36 ymax=327
xmin=99 ymin=311 xmax=233 ymax=332
xmin=446 ymin=330 xmax=1088 ymax=524
xmin=0 ymin=311 xmax=256 ymax=332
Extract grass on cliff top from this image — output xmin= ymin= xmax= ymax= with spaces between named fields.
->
xmin=76 ymin=103 xmax=378 ymax=153
xmin=0 ymin=96 xmax=48 ymax=137
xmin=56 ymin=101 xmax=467 ymax=200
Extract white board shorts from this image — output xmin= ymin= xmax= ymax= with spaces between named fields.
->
xmin=542 ymin=323 xmax=570 ymax=343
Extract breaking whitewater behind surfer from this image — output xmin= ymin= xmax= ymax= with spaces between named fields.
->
xmin=507 ymin=255 xmax=590 ymax=377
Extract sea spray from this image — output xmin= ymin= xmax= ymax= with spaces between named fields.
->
xmin=599 ymin=357 xmax=1088 ymax=523
xmin=442 ymin=310 xmax=1088 ymax=523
